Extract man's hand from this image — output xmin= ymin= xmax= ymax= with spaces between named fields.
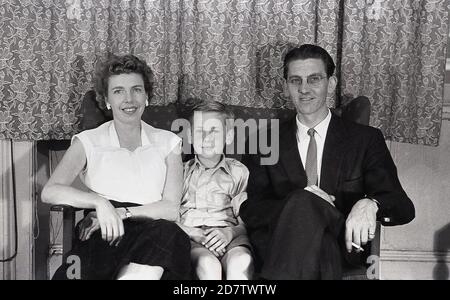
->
xmin=203 ymin=227 xmax=233 ymax=257
xmin=345 ymin=198 xmax=378 ymax=253
xmin=304 ymin=185 xmax=336 ymax=207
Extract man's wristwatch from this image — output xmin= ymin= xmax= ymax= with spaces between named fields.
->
xmin=124 ymin=207 xmax=132 ymax=220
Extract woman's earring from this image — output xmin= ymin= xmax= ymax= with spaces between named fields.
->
xmin=106 ymin=102 xmax=111 ymax=110
xmin=145 ymin=99 xmax=149 ymax=107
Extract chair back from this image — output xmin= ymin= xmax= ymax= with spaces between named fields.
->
xmin=333 ymin=95 xmax=371 ymax=126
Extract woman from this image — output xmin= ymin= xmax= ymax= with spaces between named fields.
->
xmin=42 ymin=54 xmax=191 ymax=280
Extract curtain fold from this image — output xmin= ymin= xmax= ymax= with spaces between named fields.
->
xmin=0 ymin=0 xmax=447 ymax=145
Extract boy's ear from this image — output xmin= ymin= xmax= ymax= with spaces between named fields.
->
xmin=186 ymin=127 xmax=193 ymax=144
xmin=225 ymin=127 xmax=234 ymax=145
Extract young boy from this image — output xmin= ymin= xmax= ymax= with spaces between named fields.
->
xmin=177 ymin=99 xmax=254 ymax=280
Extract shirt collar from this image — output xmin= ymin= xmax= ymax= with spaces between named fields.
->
xmin=193 ymin=155 xmax=231 ymax=175
xmin=109 ymin=121 xmax=150 ymax=148
xmin=296 ymin=109 xmax=331 ymax=139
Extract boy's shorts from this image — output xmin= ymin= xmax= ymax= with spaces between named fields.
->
xmin=190 ymin=226 xmax=253 ymax=254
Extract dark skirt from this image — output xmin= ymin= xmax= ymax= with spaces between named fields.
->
xmin=53 ymin=202 xmax=192 ymax=280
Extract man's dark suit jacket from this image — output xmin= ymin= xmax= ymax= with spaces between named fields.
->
xmin=240 ymin=113 xmax=415 ymax=272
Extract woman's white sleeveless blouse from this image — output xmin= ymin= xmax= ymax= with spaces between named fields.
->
xmin=72 ymin=121 xmax=181 ymax=205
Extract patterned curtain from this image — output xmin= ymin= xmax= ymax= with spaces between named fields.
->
xmin=0 ymin=0 xmax=447 ymax=145
xmin=0 ymin=0 xmax=180 ymax=140
xmin=340 ymin=0 xmax=448 ymax=146
xmin=178 ymin=0 xmax=339 ymax=109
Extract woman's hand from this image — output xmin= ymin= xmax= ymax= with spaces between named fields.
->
xmin=203 ymin=227 xmax=233 ymax=257
xmin=78 ymin=211 xmax=100 ymax=241
xmin=95 ymin=199 xmax=125 ymax=246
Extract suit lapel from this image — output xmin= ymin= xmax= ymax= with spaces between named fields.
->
xmin=279 ymin=118 xmax=308 ymax=188
xmin=320 ymin=114 xmax=349 ymax=195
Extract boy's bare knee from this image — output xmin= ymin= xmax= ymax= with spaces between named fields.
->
xmin=223 ymin=248 xmax=254 ymax=279
xmin=226 ymin=250 xmax=252 ymax=268
xmin=196 ymin=253 xmax=222 ymax=280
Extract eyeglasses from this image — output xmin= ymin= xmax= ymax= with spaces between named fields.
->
xmin=287 ymin=74 xmax=327 ymax=88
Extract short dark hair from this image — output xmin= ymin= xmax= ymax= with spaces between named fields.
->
xmin=283 ymin=44 xmax=335 ymax=79
xmin=95 ymin=54 xmax=154 ymax=111
xmin=186 ymin=98 xmax=235 ymax=124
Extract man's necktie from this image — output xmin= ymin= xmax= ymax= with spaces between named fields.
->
xmin=305 ymin=128 xmax=318 ymax=186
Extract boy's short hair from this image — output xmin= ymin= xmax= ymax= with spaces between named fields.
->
xmin=186 ymin=98 xmax=235 ymax=123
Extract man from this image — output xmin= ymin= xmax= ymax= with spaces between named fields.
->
xmin=240 ymin=44 xmax=415 ymax=279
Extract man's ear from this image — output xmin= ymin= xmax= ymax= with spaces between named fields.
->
xmin=283 ymin=80 xmax=290 ymax=98
xmin=327 ymin=75 xmax=337 ymax=95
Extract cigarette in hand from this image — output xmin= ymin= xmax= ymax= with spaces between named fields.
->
xmin=352 ymin=242 xmax=364 ymax=252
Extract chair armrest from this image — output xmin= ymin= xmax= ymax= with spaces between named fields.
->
xmin=370 ymin=222 xmax=381 ymax=258
xmin=50 ymin=204 xmax=78 ymax=212
xmin=342 ymin=221 xmax=382 ymax=280
xmin=50 ymin=205 xmax=82 ymax=258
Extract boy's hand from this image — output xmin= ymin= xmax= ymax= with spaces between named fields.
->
xmin=203 ymin=227 xmax=233 ymax=255
xmin=190 ymin=227 xmax=207 ymax=245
